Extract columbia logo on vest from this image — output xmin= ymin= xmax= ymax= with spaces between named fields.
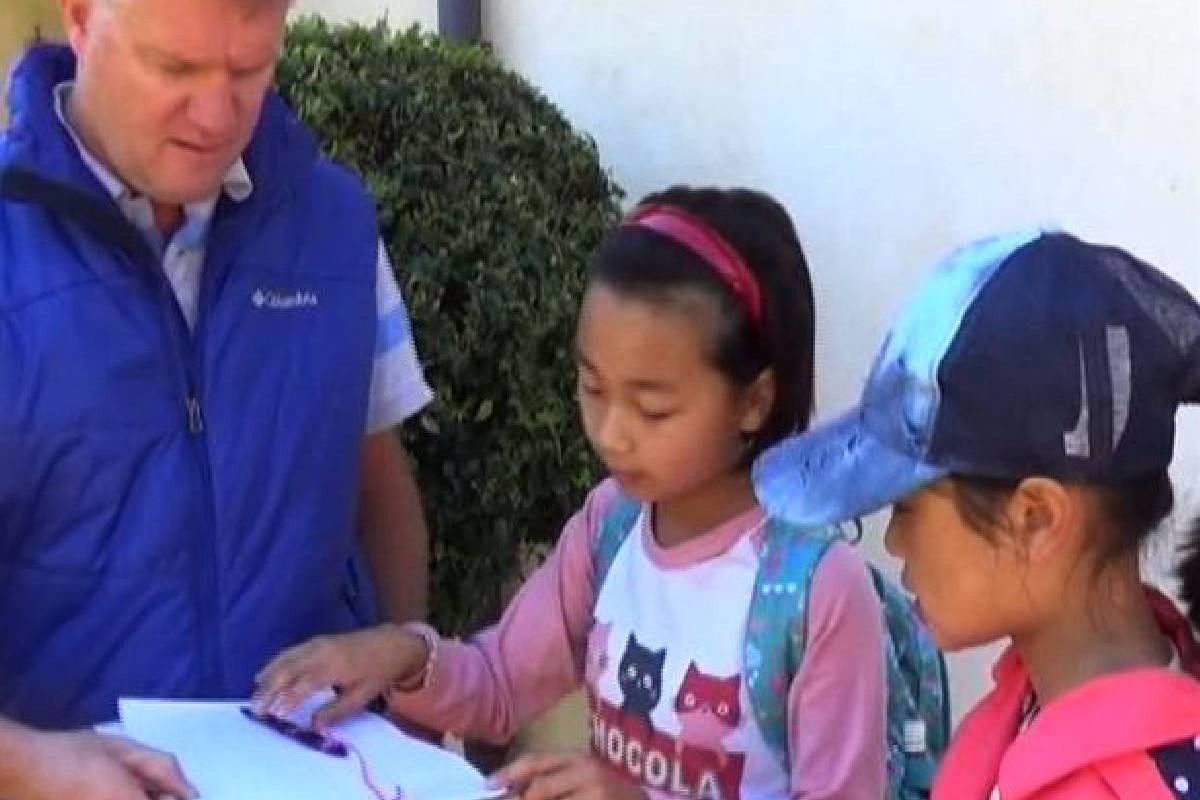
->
xmin=251 ymin=289 xmax=320 ymax=310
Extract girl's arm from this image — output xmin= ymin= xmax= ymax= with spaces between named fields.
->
xmin=386 ymin=480 xmax=622 ymax=743
xmin=786 ymin=542 xmax=887 ymax=800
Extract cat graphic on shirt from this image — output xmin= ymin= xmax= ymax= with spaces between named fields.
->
xmin=617 ymin=633 xmax=665 ymax=732
xmin=674 ymin=661 xmax=742 ymax=767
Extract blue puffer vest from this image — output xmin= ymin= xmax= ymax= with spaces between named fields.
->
xmin=0 ymin=45 xmax=378 ymax=728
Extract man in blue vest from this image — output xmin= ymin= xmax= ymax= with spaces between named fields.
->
xmin=0 ymin=0 xmax=434 ymax=795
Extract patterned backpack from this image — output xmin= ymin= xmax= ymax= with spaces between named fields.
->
xmin=593 ymin=493 xmax=951 ymax=800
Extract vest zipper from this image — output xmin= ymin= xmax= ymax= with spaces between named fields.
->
xmin=189 ymin=216 xmax=233 ymax=694
xmin=186 ymin=395 xmax=205 ymax=434
xmin=148 ymin=252 xmax=224 ymax=694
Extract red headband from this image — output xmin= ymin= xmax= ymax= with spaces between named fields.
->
xmin=624 ymin=204 xmax=765 ymax=332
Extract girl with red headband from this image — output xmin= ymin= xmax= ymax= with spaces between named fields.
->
xmin=254 ymin=187 xmax=887 ymax=800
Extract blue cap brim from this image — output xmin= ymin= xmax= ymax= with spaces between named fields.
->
xmin=752 ymin=409 xmax=948 ymax=527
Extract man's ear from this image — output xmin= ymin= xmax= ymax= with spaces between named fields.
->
xmin=739 ymin=368 xmax=776 ymax=437
xmin=60 ymin=0 xmax=97 ymax=57
xmin=1005 ymin=476 xmax=1077 ymax=564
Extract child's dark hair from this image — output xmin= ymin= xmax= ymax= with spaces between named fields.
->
xmin=1180 ymin=517 xmax=1200 ymax=629
xmin=949 ymin=472 xmax=1174 ymax=576
xmin=589 ymin=186 xmax=815 ymax=459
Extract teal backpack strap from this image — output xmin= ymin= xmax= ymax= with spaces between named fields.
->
xmin=870 ymin=567 xmax=951 ymax=800
xmin=743 ymin=518 xmax=838 ymax=772
xmin=592 ymin=491 xmax=642 ymax=590
xmin=742 ymin=518 xmax=952 ymax=798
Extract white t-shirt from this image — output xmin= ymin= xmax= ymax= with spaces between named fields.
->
xmin=589 ymin=509 xmax=789 ymax=800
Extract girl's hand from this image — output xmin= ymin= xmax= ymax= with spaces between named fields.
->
xmin=252 ymin=624 xmax=428 ymax=728
xmin=491 ymin=751 xmax=645 ymax=800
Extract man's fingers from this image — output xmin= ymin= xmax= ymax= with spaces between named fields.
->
xmin=128 ymin=754 xmax=198 ymax=800
xmin=109 ymin=738 xmax=199 ymax=799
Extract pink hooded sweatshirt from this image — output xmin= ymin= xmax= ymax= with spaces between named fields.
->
xmin=935 ymin=589 xmax=1200 ymax=800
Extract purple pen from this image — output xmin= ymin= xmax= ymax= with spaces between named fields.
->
xmin=240 ymin=705 xmax=349 ymax=757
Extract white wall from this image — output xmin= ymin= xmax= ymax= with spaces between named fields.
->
xmin=308 ymin=0 xmax=1200 ymax=718
xmin=492 ymin=0 xmax=1200 ymax=719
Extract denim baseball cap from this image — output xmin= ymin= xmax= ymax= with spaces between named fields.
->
xmin=753 ymin=228 xmax=1200 ymax=527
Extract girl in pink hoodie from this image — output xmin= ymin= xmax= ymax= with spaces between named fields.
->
xmin=751 ymin=229 xmax=1200 ymax=800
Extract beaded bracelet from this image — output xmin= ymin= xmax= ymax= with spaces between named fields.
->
xmin=395 ymin=621 xmax=439 ymax=692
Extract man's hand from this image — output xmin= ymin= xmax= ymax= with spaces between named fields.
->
xmin=5 ymin=729 xmax=197 ymax=800
xmin=491 ymin=751 xmax=645 ymax=800
xmin=252 ymin=624 xmax=429 ymax=728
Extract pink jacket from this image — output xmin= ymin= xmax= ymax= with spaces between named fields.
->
xmin=935 ymin=590 xmax=1200 ymax=800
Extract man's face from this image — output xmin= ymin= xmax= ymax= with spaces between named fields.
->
xmin=63 ymin=0 xmax=286 ymax=205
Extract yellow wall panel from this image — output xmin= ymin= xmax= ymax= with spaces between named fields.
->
xmin=2 ymin=0 xmax=64 ymax=124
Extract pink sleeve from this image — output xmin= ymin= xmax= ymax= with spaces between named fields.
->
xmin=787 ymin=542 xmax=888 ymax=800
xmin=386 ymin=480 xmax=622 ymax=743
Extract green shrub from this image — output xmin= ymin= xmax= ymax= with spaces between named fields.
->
xmin=277 ymin=19 xmax=622 ymax=636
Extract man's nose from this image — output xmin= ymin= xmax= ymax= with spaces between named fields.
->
xmin=187 ymin=75 xmax=238 ymax=138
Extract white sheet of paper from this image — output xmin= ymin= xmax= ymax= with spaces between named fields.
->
xmin=119 ymin=696 xmax=507 ymax=800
